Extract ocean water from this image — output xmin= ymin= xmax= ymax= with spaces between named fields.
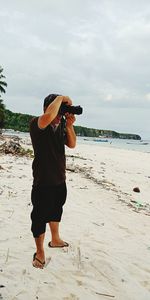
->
xmin=2 ymin=129 xmax=150 ymax=153
xmin=77 ymin=136 xmax=150 ymax=153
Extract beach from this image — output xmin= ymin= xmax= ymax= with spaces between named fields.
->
xmin=0 ymin=135 xmax=150 ymax=300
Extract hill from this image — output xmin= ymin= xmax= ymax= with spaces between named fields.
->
xmin=4 ymin=109 xmax=141 ymax=140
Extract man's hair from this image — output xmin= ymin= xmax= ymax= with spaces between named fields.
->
xmin=43 ymin=93 xmax=60 ymax=111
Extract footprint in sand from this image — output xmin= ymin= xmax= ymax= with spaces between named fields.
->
xmin=44 ymin=256 xmax=51 ymax=267
xmin=118 ymin=225 xmax=132 ymax=234
xmin=63 ymin=294 xmax=79 ymax=300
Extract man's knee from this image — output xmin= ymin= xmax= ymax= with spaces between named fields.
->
xmin=31 ymin=221 xmax=46 ymax=238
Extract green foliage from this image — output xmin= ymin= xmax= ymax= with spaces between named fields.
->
xmin=0 ymin=66 xmax=7 ymax=131
xmin=18 ymin=147 xmax=34 ymax=158
xmin=74 ymin=126 xmax=141 ymax=139
xmin=75 ymin=126 xmax=120 ymax=138
xmin=0 ymin=66 xmax=7 ymax=94
xmin=0 ymin=98 xmax=5 ymax=128
xmin=74 ymin=126 xmax=100 ymax=137
xmin=4 ymin=109 xmax=34 ymax=132
xmin=4 ymin=109 xmax=141 ymax=140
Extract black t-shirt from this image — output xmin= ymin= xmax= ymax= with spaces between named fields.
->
xmin=30 ymin=117 xmax=66 ymax=186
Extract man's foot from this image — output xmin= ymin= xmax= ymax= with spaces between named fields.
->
xmin=48 ymin=240 xmax=69 ymax=248
xmin=32 ymin=252 xmax=45 ymax=269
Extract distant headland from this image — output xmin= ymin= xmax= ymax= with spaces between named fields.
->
xmin=3 ymin=109 xmax=141 ymax=140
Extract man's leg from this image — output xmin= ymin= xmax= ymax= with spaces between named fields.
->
xmin=48 ymin=222 xmax=68 ymax=247
xmin=48 ymin=183 xmax=68 ymax=247
xmin=32 ymin=233 xmax=45 ymax=268
xmin=31 ymin=186 xmax=47 ymax=268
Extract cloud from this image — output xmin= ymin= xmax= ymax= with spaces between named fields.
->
xmin=105 ymin=94 xmax=113 ymax=102
xmin=0 ymin=0 xmax=150 ymax=137
xmin=145 ymin=93 xmax=150 ymax=101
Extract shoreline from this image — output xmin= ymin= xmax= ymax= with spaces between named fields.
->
xmin=2 ymin=130 xmax=150 ymax=153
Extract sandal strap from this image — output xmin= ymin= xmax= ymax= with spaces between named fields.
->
xmin=33 ymin=253 xmax=45 ymax=265
xmin=35 ymin=257 xmax=45 ymax=265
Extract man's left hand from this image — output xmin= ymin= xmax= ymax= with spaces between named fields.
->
xmin=65 ymin=113 xmax=76 ymax=127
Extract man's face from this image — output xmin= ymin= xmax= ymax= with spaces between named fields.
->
xmin=51 ymin=114 xmax=62 ymax=126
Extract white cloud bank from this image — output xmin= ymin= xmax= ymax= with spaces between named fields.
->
xmin=0 ymin=0 xmax=150 ymax=138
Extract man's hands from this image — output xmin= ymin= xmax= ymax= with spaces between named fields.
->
xmin=65 ymin=113 xmax=76 ymax=148
xmin=65 ymin=113 xmax=76 ymax=127
xmin=62 ymin=96 xmax=76 ymax=127
xmin=60 ymin=97 xmax=76 ymax=148
xmin=60 ymin=96 xmax=76 ymax=127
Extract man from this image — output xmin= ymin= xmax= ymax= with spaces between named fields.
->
xmin=29 ymin=94 xmax=76 ymax=269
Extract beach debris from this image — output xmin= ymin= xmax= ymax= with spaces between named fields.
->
xmin=131 ymin=201 xmax=150 ymax=214
xmin=131 ymin=200 xmax=143 ymax=207
xmin=95 ymin=292 xmax=115 ymax=298
xmin=130 ymin=200 xmax=137 ymax=204
xmin=92 ymin=222 xmax=105 ymax=227
xmin=5 ymin=248 xmax=9 ymax=264
xmin=0 ymin=286 xmax=5 ymax=289
xmin=8 ymin=209 xmax=14 ymax=219
xmin=79 ymin=186 xmax=88 ymax=189
xmin=11 ymin=291 xmax=25 ymax=299
xmin=133 ymin=187 xmax=140 ymax=193
xmin=135 ymin=200 xmax=143 ymax=207
xmin=77 ymin=246 xmax=82 ymax=270
xmin=0 ymin=139 xmax=21 ymax=154
xmin=66 ymin=154 xmax=88 ymax=160
xmin=67 ymin=155 xmax=150 ymax=216
xmin=66 ymin=166 xmax=76 ymax=172
xmin=0 ymin=137 xmax=33 ymax=157
xmin=100 ymin=162 xmax=106 ymax=165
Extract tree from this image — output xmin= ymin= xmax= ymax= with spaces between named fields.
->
xmin=0 ymin=66 xmax=7 ymax=94
xmin=0 ymin=66 xmax=7 ymax=132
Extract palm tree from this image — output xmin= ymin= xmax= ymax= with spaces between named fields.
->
xmin=0 ymin=66 xmax=7 ymax=132
xmin=0 ymin=66 xmax=7 ymax=94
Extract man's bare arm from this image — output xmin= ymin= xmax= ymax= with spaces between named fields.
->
xmin=38 ymin=96 xmax=72 ymax=129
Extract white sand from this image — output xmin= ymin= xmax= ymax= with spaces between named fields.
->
xmin=0 ymin=140 xmax=150 ymax=300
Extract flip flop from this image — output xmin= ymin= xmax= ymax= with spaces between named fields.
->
xmin=32 ymin=252 xmax=45 ymax=268
xmin=48 ymin=241 xmax=69 ymax=248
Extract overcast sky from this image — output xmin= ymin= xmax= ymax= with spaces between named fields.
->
xmin=1 ymin=0 xmax=150 ymax=138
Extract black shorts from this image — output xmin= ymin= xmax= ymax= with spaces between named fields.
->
xmin=31 ymin=182 xmax=67 ymax=238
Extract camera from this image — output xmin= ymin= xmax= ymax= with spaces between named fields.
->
xmin=59 ymin=103 xmax=83 ymax=115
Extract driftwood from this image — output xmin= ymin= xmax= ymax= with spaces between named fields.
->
xmin=96 ymin=292 xmax=115 ymax=298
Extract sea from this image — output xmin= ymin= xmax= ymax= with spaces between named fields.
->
xmin=2 ymin=129 xmax=150 ymax=154
xmin=77 ymin=136 xmax=150 ymax=153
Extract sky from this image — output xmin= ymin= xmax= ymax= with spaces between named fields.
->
xmin=0 ymin=0 xmax=150 ymax=139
